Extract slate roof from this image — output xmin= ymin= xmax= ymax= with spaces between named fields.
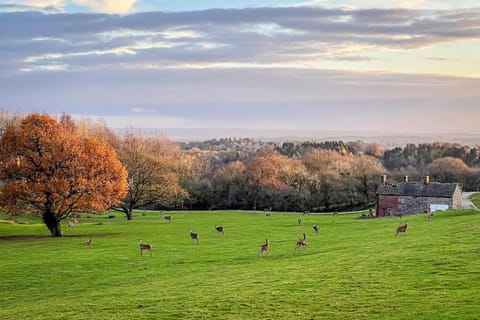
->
xmin=376 ymin=182 xmax=459 ymax=198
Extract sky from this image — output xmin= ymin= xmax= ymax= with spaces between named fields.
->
xmin=1 ymin=0 xmax=480 ymax=134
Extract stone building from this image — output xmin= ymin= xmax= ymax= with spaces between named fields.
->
xmin=376 ymin=175 xmax=463 ymax=217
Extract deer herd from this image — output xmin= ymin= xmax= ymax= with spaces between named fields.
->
xmin=69 ymin=208 xmax=428 ymax=257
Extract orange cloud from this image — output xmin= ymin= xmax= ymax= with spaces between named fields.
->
xmin=74 ymin=0 xmax=136 ymax=14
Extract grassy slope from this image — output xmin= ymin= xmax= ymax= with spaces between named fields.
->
xmin=469 ymin=193 xmax=480 ymax=209
xmin=0 ymin=210 xmax=479 ymax=320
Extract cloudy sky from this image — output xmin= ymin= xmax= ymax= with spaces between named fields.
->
xmin=1 ymin=0 xmax=480 ymax=134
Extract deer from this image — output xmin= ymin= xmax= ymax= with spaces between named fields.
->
xmin=164 ymin=215 xmax=173 ymax=223
xmin=190 ymin=230 xmax=199 ymax=244
xmin=67 ymin=220 xmax=76 ymax=229
xmin=427 ymin=212 xmax=433 ymax=221
xmin=139 ymin=240 xmax=153 ymax=256
xmin=297 ymin=218 xmax=302 ymax=225
xmin=295 ymin=233 xmax=307 ymax=250
xmin=259 ymin=239 xmax=269 ymax=256
xmin=214 ymin=225 xmax=224 ymax=235
xmin=395 ymin=223 xmax=408 ymax=236
xmin=303 ymin=210 xmax=310 ymax=216
xmin=86 ymin=236 xmax=93 ymax=246
xmin=313 ymin=224 xmax=319 ymax=235
xmin=264 ymin=208 xmax=272 ymax=216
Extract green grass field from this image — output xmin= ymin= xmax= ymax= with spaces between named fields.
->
xmin=0 ymin=209 xmax=479 ymax=319
xmin=469 ymin=193 xmax=480 ymax=209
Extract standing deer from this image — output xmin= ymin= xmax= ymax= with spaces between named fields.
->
xmin=264 ymin=208 xmax=272 ymax=216
xmin=395 ymin=223 xmax=408 ymax=236
xmin=139 ymin=240 xmax=153 ymax=256
xmin=164 ymin=215 xmax=173 ymax=223
xmin=86 ymin=236 xmax=93 ymax=246
xmin=295 ymin=233 xmax=307 ymax=250
xmin=427 ymin=212 xmax=433 ymax=221
xmin=313 ymin=225 xmax=319 ymax=235
xmin=190 ymin=230 xmax=199 ymax=244
xmin=214 ymin=225 xmax=224 ymax=235
xmin=67 ymin=220 xmax=76 ymax=229
xmin=259 ymin=239 xmax=270 ymax=256
xmin=297 ymin=218 xmax=302 ymax=225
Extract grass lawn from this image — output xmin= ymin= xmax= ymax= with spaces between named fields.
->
xmin=0 ymin=209 xmax=479 ymax=319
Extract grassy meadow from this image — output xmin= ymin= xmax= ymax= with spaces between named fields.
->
xmin=0 ymin=209 xmax=479 ymax=319
xmin=469 ymin=193 xmax=480 ymax=208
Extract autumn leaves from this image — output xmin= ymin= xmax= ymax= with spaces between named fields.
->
xmin=0 ymin=114 xmax=128 ymax=236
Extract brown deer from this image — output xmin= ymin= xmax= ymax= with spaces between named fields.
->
xmin=295 ymin=233 xmax=307 ymax=250
xmin=214 ymin=225 xmax=224 ymax=235
xmin=395 ymin=223 xmax=408 ymax=236
xmin=313 ymin=225 xmax=319 ymax=235
xmin=139 ymin=240 xmax=153 ymax=256
xmin=67 ymin=220 xmax=76 ymax=229
xmin=259 ymin=239 xmax=269 ymax=256
xmin=164 ymin=215 xmax=173 ymax=223
xmin=86 ymin=236 xmax=93 ymax=246
xmin=264 ymin=208 xmax=272 ymax=216
xmin=427 ymin=212 xmax=433 ymax=221
xmin=190 ymin=230 xmax=199 ymax=244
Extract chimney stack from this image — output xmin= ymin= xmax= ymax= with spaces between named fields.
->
xmin=424 ymin=176 xmax=430 ymax=185
xmin=381 ymin=175 xmax=387 ymax=184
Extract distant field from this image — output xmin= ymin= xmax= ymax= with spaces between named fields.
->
xmin=0 ymin=210 xmax=479 ymax=319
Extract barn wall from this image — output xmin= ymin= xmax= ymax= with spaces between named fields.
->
xmin=398 ymin=196 xmax=452 ymax=215
xmin=376 ymin=195 xmax=399 ymax=217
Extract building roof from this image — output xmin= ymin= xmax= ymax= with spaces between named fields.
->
xmin=376 ymin=182 xmax=460 ymax=198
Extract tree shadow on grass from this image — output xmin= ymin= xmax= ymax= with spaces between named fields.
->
xmin=0 ymin=233 xmax=119 ymax=241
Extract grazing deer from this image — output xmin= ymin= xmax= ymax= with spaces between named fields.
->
xmin=139 ymin=240 xmax=153 ymax=256
xmin=214 ymin=225 xmax=224 ymax=235
xmin=295 ymin=233 xmax=307 ymax=250
xmin=313 ymin=225 xmax=319 ymax=235
xmin=164 ymin=215 xmax=173 ymax=223
xmin=264 ymin=208 xmax=272 ymax=216
xmin=67 ymin=220 xmax=76 ymax=229
xmin=427 ymin=212 xmax=433 ymax=221
xmin=297 ymin=218 xmax=302 ymax=225
xmin=259 ymin=239 xmax=269 ymax=256
xmin=190 ymin=230 xmax=199 ymax=244
xmin=86 ymin=236 xmax=93 ymax=246
xmin=395 ymin=223 xmax=408 ymax=236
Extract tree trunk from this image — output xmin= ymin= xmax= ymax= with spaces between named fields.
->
xmin=126 ymin=208 xmax=133 ymax=220
xmin=43 ymin=211 xmax=62 ymax=237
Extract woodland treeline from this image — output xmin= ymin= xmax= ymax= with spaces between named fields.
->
xmin=2 ymin=111 xmax=480 ymax=218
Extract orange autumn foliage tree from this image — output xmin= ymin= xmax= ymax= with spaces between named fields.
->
xmin=0 ymin=114 xmax=128 ymax=237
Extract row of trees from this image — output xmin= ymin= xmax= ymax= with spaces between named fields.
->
xmin=1 ymin=111 xmax=479 ymax=236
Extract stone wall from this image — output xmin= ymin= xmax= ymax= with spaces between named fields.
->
xmin=398 ymin=196 xmax=452 ymax=215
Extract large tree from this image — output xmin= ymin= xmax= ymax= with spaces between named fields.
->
xmin=0 ymin=114 xmax=128 ymax=237
xmin=245 ymin=148 xmax=288 ymax=211
xmin=114 ymin=132 xmax=185 ymax=219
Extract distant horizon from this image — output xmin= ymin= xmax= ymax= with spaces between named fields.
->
xmin=116 ymin=127 xmax=480 ymax=146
